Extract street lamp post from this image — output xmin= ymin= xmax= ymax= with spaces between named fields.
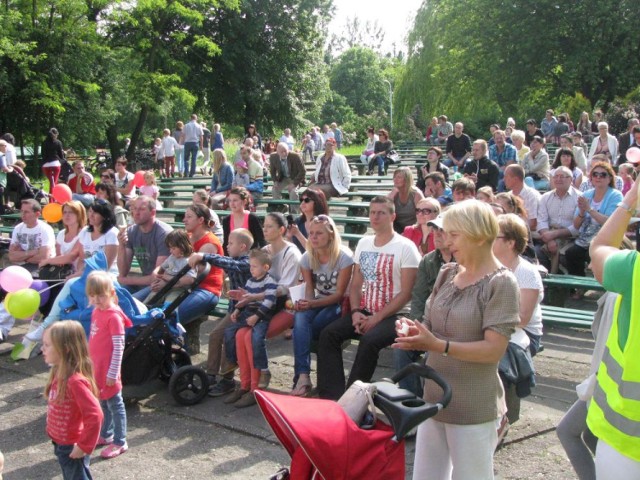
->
xmin=383 ymin=79 xmax=393 ymax=132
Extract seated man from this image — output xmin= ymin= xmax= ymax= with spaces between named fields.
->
xmin=317 ymin=196 xmax=420 ymax=400
xmin=117 ymin=196 xmax=172 ymax=301
xmin=268 ymin=142 xmax=305 ymax=213
xmin=424 ymin=172 xmax=452 ymax=206
xmin=503 ymin=164 xmax=541 ymax=231
xmin=463 ymin=139 xmax=499 ymax=192
xmin=67 ymin=160 xmax=96 ymax=207
xmin=535 ymin=166 xmax=580 ymax=272
xmin=8 ymin=199 xmax=55 ymax=274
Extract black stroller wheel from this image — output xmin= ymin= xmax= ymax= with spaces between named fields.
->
xmin=169 ymin=366 xmax=209 ymax=406
xmin=159 ymin=346 xmax=192 ymax=383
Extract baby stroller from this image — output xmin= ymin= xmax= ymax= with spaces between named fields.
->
xmin=5 ymin=167 xmax=48 ymax=207
xmin=257 ymin=363 xmax=451 ymax=480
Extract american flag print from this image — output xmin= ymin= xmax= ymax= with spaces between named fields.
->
xmin=359 ymin=251 xmax=395 ymax=313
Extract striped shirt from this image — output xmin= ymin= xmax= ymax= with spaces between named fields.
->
xmin=242 ymin=273 xmax=278 ymax=321
xmin=202 ymin=253 xmax=251 ymax=311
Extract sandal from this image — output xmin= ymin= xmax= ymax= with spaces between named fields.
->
xmin=291 ymin=377 xmax=313 ymax=397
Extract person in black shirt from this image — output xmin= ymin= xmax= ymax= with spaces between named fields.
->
xmin=525 ymin=119 xmax=544 ymax=147
xmin=463 ymin=140 xmax=500 ymax=192
xmin=445 ymin=122 xmax=472 ymax=170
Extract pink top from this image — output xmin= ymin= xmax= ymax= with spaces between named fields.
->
xmin=230 ymin=212 xmax=250 ymax=231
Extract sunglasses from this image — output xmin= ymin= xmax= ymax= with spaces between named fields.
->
xmin=416 ymin=208 xmax=436 ymax=215
xmin=591 ymin=171 xmax=609 ymax=178
xmin=300 ymin=197 xmax=313 ymax=203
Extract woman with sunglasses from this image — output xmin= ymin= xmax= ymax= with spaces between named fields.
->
xmin=291 ymin=215 xmax=354 ymax=396
xmin=71 ymin=199 xmax=119 ymax=275
xmin=221 ymin=187 xmax=265 ymax=255
xmin=387 ymin=167 xmax=424 ymax=234
xmin=286 ymin=188 xmax=329 ymax=253
xmin=402 ymin=198 xmax=441 ymax=255
xmin=565 ymin=162 xmax=623 ymax=291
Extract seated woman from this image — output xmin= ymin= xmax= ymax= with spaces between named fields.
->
xmin=394 ymin=200 xmax=518 ymax=480
xmin=291 ymin=216 xmax=354 ymax=396
xmin=39 ymin=200 xmax=86 ymax=274
xmin=286 ymin=188 xmax=329 ymax=253
xmin=417 ymin=147 xmax=449 ymax=193
xmin=588 ymin=122 xmax=618 ymax=166
xmin=552 ymin=148 xmax=583 ymax=189
xmin=387 ymin=167 xmax=424 ymax=234
xmin=95 ymin=182 xmax=129 ymax=229
xmin=565 ymin=162 xmax=622 ymax=292
xmin=492 ymin=214 xmax=544 ymax=356
xmin=360 ymin=127 xmax=379 ymax=164
xmin=72 ymin=199 xmax=119 ymax=276
xmin=222 ymin=187 xmax=266 ymax=255
xmin=476 ymin=186 xmax=496 ymax=203
xmin=511 ymin=130 xmax=530 ymax=165
xmin=308 ymin=138 xmax=351 ymax=200
xmin=210 ymin=148 xmax=234 ymax=209
xmin=495 ymin=192 xmax=537 ymax=262
xmin=402 ymin=197 xmax=440 ymax=256
xmin=367 ymin=129 xmax=393 ymax=176
xmin=114 ymin=158 xmax=136 ymax=206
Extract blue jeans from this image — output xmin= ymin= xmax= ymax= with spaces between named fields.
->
xmin=53 ymin=443 xmax=92 ymax=480
xmin=175 ymin=148 xmax=184 ymax=175
xmin=224 ymin=313 xmax=270 ymax=370
xmin=393 ymin=349 xmax=425 ymax=397
xmin=524 ymin=176 xmax=549 ymax=191
xmin=176 ymin=288 xmax=219 ymax=326
xmin=100 ymin=392 xmax=127 ymax=446
xmin=293 ymin=304 xmax=341 ymax=376
xmin=183 ymin=142 xmax=199 ymax=177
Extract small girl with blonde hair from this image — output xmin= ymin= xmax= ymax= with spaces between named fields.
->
xmin=86 ymin=271 xmax=132 ymax=459
xmin=138 ymin=171 xmax=161 ymax=210
xmin=43 ymin=320 xmax=103 ymax=479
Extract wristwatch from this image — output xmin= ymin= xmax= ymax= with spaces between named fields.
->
xmin=616 ymin=201 xmax=634 ymax=213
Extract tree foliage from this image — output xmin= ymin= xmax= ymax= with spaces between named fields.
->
xmin=326 ymin=16 xmax=386 ymax=59
xmin=396 ymin=0 xmax=640 ymax=135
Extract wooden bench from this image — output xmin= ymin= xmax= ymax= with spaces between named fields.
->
xmin=542 ymin=274 xmax=603 ymax=306
xmin=541 ymin=305 xmax=595 ymax=328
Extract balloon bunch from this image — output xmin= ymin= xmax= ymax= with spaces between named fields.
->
xmin=0 ymin=266 xmax=50 ymax=319
xmin=42 ymin=184 xmax=73 ymax=223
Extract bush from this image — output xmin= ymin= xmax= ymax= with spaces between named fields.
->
xmin=604 ymin=101 xmax=640 ymax=135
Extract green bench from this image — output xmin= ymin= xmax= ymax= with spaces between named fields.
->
xmin=541 ymin=305 xmax=595 ymax=328
xmin=542 ymin=274 xmax=603 ymax=306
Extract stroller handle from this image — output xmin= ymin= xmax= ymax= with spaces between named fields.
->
xmin=390 ymin=363 xmax=452 ymax=409
xmin=145 ymin=263 xmax=211 ymax=311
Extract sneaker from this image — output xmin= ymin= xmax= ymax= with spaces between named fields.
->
xmin=223 ymin=388 xmax=249 ymax=404
xmin=234 ymin=391 xmax=257 ymax=408
xmin=101 ymin=442 xmax=128 ymax=459
xmin=208 ymin=378 xmax=236 ymax=397
xmin=97 ymin=436 xmax=114 ymax=447
xmin=258 ymin=371 xmax=271 ymax=389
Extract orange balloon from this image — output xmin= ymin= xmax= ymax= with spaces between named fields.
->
xmin=42 ymin=202 xmax=63 ymax=223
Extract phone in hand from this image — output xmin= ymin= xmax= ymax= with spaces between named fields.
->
xmin=286 ymin=214 xmax=294 ymax=228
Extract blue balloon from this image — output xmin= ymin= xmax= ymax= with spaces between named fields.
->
xmin=31 ymin=280 xmax=51 ymax=307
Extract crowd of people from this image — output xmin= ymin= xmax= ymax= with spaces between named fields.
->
xmin=1 ymin=108 xmax=639 ymax=479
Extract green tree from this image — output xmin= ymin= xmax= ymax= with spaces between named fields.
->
xmin=326 ymin=17 xmax=386 ymax=59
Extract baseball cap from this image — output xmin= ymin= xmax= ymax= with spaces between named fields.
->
xmin=427 ymin=215 xmax=444 ymax=230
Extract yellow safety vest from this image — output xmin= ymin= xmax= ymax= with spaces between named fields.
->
xmin=587 ymin=255 xmax=640 ymax=461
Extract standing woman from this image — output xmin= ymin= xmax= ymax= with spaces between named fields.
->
xmin=209 ymin=148 xmax=234 ymax=210
xmin=42 ymin=128 xmax=65 ymax=193
xmin=245 ymin=124 xmax=262 ymax=151
xmin=387 ymin=167 xmax=425 ymax=234
xmin=178 ymin=204 xmax=224 ymax=326
xmin=286 ymin=188 xmax=329 ymax=253
xmin=222 ymin=186 xmax=265 ymax=254
xmin=291 ymin=216 xmax=354 ymax=396
xmin=402 ymin=197 xmax=440 ymax=256
xmin=173 ymin=121 xmax=185 ymax=176
xmin=394 ymin=200 xmax=519 ymax=480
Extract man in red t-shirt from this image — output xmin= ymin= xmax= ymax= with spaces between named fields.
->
xmin=67 ymin=160 xmax=96 ymax=206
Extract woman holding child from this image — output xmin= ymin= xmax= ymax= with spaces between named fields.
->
xmin=291 ymin=215 xmax=353 ymax=397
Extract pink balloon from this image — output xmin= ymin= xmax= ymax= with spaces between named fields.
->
xmin=626 ymin=147 xmax=640 ymax=163
xmin=133 ymin=170 xmax=146 ymax=187
xmin=52 ymin=183 xmax=72 ymax=203
xmin=0 ymin=265 xmax=33 ymax=293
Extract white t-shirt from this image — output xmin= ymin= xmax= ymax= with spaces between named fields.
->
xmin=56 ymin=229 xmax=80 ymax=256
xmin=263 ymin=241 xmax=302 ymax=288
xmin=300 ymin=245 xmax=354 ymax=297
xmin=513 ymin=258 xmax=544 ymax=336
xmin=354 ymin=233 xmax=421 ymax=314
xmin=116 ymin=171 xmax=135 ymax=198
xmin=11 ymin=220 xmax=56 ymax=257
xmin=516 ymin=185 xmax=541 ymax=221
xmin=77 ymin=226 xmax=119 ymax=272
xmin=161 ymin=136 xmax=180 ymax=157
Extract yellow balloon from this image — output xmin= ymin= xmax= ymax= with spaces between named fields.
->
xmin=42 ymin=203 xmax=63 ymax=223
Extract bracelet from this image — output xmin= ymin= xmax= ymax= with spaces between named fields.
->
xmin=442 ymin=340 xmax=450 ymax=356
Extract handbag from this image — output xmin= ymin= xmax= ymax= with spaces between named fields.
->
xmin=337 ymin=380 xmax=377 ymax=428
xmin=386 ymin=150 xmax=401 ymax=164
xmin=37 ymin=264 xmax=73 ymax=281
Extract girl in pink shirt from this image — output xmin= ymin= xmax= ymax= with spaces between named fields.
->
xmin=43 ymin=320 xmax=103 ymax=479
xmin=87 ymin=271 xmax=132 ymax=459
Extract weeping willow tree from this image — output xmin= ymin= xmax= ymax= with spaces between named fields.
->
xmin=395 ymin=0 xmax=640 ymax=134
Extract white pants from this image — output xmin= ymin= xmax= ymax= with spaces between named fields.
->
xmin=412 ymin=418 xmax=498 ymax=480
xmin=596 ymin=440 xmax=640 ymax=480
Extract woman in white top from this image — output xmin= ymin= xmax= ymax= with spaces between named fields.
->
xmin=39 ymin=201 xmax=86 ymax=274
xmin=72 ymin=199 xmax=119 ymax=275
xmin=114 ymin=158 xmax=136 ymax=205
xmin=492 ymin=213 xmax=544 ymax=355
xmin=588 ymin=122 xmax=619 ymax=166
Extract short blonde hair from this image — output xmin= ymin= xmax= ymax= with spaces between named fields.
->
xmin=511 ymin=130 xmax=525 ymax=142
xmin=86 ymin=271 xmax=116 ymax=298
xmin=229 ymin=228 xmax=254 ymax=250
xmin=443 ymin=200 xmax=498 ymax=244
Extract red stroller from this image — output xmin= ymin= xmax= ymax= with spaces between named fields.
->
xmin=256 ymin=364 xmax=451 ymax=480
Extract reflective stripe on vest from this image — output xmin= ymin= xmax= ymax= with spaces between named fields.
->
xmin=587 ymin=254 xmax=640 ymax=462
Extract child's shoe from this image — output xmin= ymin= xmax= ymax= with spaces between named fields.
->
xmin=101 ymin=442 xmax=128 ymax=459
xmin=96 ymin=436 xmax=113 ymax=447
xmin=223 ymin=388 xmax=249 ymax=404
xmin=258 ymin=371 xmax=271 ymax=389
